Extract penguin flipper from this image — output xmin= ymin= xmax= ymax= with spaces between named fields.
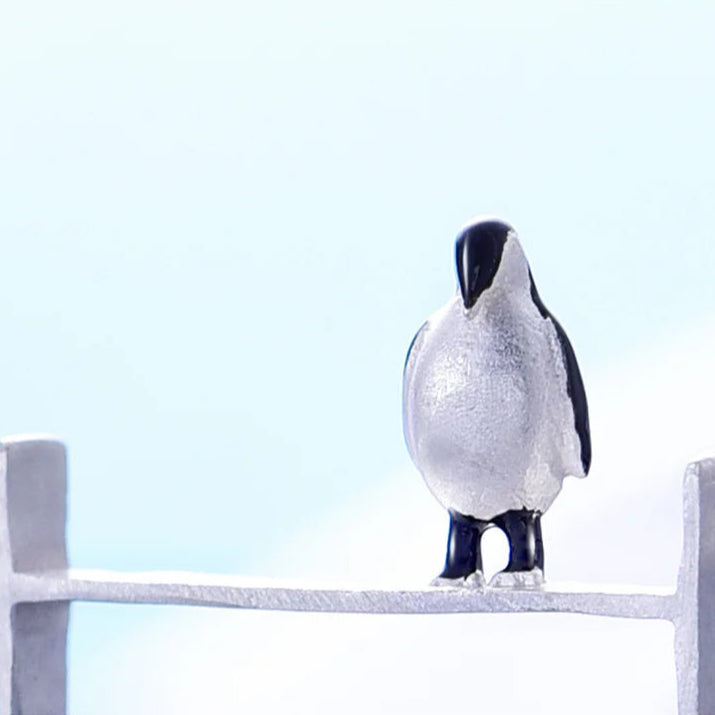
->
xmin=529 ymin=272 xmax=591 ymax=475
xmin=404 ymin=321 xmax=428 ymax=376
xmin=548 ymin=316 xmax=591 ymax=474
xmin=403 ymin=321 xmax=429 ymax=460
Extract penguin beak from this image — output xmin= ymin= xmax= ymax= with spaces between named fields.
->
xmin=456 ymin=234 xmax=503 ymax=310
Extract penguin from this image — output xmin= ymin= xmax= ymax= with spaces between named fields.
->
xmin=402 ymin=218 xmax=591 ymax=588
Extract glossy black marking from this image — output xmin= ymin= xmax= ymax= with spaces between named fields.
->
xmin=529 ymin=270 xmax=592 ymax=474
xmin=493 ymin=509 xmax=544 ymax=573
xmin=403 ymin=321 xmax=427 ymax=375
xmin=455 ymin=220 xmax=511 ymax=309
xmin=440 ymin=511 xmax=491 ymax=579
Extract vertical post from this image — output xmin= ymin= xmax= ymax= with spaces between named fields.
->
xmin=0 ymin=437 xmax=68 ymax=715
xmin=675 ymin=458 xmax=715 ymax=715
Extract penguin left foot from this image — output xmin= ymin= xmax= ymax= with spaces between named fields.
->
xmin=430 ymin=571 xmax=486 ymax=589
xmin=489 ymin=567 xmax=544 ymax=589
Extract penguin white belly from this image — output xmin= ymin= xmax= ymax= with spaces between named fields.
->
xmin=403 ymin=295 xmax=580 ymax=520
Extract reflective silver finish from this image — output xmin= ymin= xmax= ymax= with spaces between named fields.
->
xmin=403 ymin=234 xmax=584 ymax=519
xmin=9 ymin=569 xmax=674 ymax=617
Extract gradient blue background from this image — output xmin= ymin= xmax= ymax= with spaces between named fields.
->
xmin=2 ymin=1 xmax=714 ymax=712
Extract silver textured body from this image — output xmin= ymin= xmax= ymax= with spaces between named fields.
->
xmin=403 ymin=236 xmax=584 ymax=520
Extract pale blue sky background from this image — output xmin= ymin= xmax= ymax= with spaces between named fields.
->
xmin=2 ymin=1 xmax=715 ymax=712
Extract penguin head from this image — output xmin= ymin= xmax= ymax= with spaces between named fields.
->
xmin=455 ymin=218 xmax=522 ymax=309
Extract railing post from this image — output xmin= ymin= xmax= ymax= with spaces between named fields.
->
xmin=0 ymin=437 xmax=68 ymax=715
xmin=675 ymin=458 xmax=715 ymax=715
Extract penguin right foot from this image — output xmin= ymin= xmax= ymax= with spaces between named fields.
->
xmin=489 ymin=567 xmax=544 ymax=590
xmin=430 ymin=571 xmax=486 ymax=589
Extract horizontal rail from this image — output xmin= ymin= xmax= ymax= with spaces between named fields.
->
xmin=11 ymin=569 xmax=677 ymax=620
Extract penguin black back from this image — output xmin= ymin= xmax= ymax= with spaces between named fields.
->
xmin=529 ymin=271 xmax=592 ymax=474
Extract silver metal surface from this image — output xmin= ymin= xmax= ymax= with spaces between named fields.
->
xmin=403 ymin=234 xmax=584 ymax=519
xmin=673 ymin=458 xmax=715 ymax=715
xmin=10 ymin=570 xmax=674 ymax=618
xmin=0 ymin=437 xmax=68 ymax=715
xmin=0 ymin=435 xmax=712 ymax=714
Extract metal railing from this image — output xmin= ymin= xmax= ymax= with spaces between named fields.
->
xmin=0 ymin=436 xmax=710 ymax=714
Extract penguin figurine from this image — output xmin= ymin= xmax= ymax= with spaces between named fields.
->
xmin=403 ymin=218 xmax=591 ymax=588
